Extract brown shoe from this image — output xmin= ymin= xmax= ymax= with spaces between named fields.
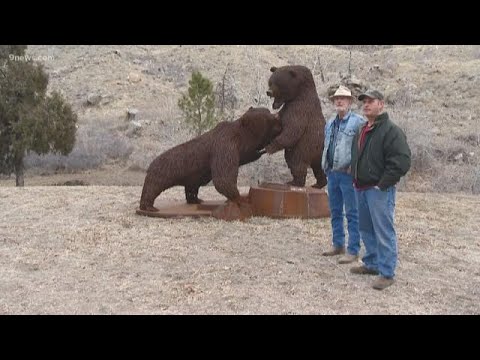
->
xmin=372 ymin=276 xmax=395 ymax=290
xmin=338 ymin=253 xmax=359 ymax=264
xmin=350 ymin=265 xmax=379 ymax=275
xmin=322 ymin=247 xmax=345 ymax=256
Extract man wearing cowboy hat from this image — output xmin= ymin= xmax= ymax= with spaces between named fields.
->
xmin=321 ymin=85 xmax=365 ymax=264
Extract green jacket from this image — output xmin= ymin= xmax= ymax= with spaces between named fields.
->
xmin=351 ymin=112 xmax=411 ymax=190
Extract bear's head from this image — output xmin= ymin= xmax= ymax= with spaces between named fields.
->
xmin=240 ymin=107 xmax=282 ymax=147
xmin=266 ymin=65 xmax=315 ymax=109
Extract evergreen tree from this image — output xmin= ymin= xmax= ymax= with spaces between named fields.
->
xmin=178 ymin=70 xmax=218 ymax=136
xmin=0 ymin=45 xmax=78 ymax=186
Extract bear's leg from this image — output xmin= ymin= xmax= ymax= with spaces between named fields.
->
xmin=185 ymin=185 xmax=203 ymax=204
xmin=285 ymin=151 xmax=307 ymax=187
xmin=311 ymin=161 xmax=327 ymax=189
xmin=139 ymin=174 xmax=168 ymax=212
xmin=212 ymin=177 xmax=241 ymax=203
xmin=184 ymin=172 xmax=212 ymax=204
xmin=287 ymin=168 xmax=307 ymax=187
xmin=211 ymin=153 xmax=241 ymax=203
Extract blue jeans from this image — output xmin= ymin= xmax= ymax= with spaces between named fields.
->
xmin=327 ymin=172 xmax=360 ymax=256
xmin=355 ymin=186 xmax=397 ymax=278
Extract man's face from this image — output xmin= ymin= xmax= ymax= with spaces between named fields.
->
xmin=333 ymin=96 xmax=352 ymax=114
xmin=362 ymin=97 xmax=384 ymax=118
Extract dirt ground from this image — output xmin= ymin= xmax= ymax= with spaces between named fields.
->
xmin=0 ymin=181 xmax=479 ymax=314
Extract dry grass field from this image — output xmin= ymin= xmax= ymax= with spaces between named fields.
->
xmin=1 ymin=184 xmax=478 ymax=314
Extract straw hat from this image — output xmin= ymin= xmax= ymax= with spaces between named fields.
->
xmin=329 ymin=85 xmax=353 ymax=100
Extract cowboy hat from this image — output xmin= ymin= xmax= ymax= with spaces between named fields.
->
xmin=330 ymin=85 xmax=353 ymax=100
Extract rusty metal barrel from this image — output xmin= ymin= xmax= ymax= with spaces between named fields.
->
xmin=248 ymin=182 xmax=330 ymax=219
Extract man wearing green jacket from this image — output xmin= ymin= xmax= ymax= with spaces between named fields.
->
xmin=350 ymin=90 xmax=411 ymax=290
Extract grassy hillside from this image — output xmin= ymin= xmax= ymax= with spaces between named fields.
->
xmin=4 ymin=45 xmax=479 ymax=193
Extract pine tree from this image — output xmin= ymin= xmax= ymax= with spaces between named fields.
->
xmin=0 ymin=45 xmax=78 ymax=186
xmin=178 ymin=70 xmax=218 ymax=136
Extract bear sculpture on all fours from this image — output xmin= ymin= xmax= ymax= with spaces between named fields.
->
xmin=265 ymin=65 xmax=327 ymax=189
xmin=139 ymin=107 xmax=282 ymax=212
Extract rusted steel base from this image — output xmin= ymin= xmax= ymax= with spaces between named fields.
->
xmin=211 ymin=200 xmax=253 ymax=221
xmin=136 ymin=200 xmax=226 ymax=218
xmin=136 ymin=183 xmax=330 ymax=220
xmin=135 ymin=199 xmax=252 ymax=221
xmin=248 ymin=182 xmax=330 ymax=219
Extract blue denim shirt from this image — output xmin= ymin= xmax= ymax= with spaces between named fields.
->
xmin=322 ymin=111 xmax=366 ymax=175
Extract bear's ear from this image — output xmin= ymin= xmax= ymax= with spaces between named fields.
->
xmin=270 ymin=66 xmax=277 ymax=73
xmin=249 ymin=106 xmax=253 ymax=110
xmin=289 ymin=70 xmax=296 ymax=78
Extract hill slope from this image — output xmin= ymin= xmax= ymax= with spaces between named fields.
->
xmin=8 ymin=45 xmax=480 ymax=193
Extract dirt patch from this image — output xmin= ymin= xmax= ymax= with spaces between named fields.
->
xmin=0 ymin=185 xmax=478 ymax=314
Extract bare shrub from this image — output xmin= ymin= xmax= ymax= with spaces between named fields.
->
xmin=142 ymin=97 xmax=186 ymax=139
xmin=103 ymin=133 xmax=134 ymax=160
xmin=238 ymin=152 xmax=291 ymax=186
xmin=158 ymin=62 xmax=187 ymax=86
xmin=309 ymin=47 xmax=334 ymax=84
xmin=410 ymin=144 xmax=438 ymax=173
xmin=455 ymin=134 xmax=480 ymax=147
xmin=55 ymin=179 xmax=89 ymax=186
xmin=394 ymin=110 xmax=437 ymax=174
xmin=24 ymin=121 xmax=133 ymax=173
xmin=384 ymin=58 xmax=399 ymax=75
xmin=393 ymin=107 xmax=480 ymax=193
xmin=214 ymin=63 xmax=238 ymax=122
xmin=127 ymin=98 xmax=191 ymax=171
xmin=241 ymin=47 xmax=271 ymax=107
xmin=25 ymin=147 xmax=104 ymax=173
xmin=386 ymin=84 xmax=417 ymax=108
xmin=128 ymin=143 xmax=159 ymax=172
xmin=127 ymin=164 xmax=144 ymax=172
xmin=431 ymin=164 xmax=480 ymax=193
